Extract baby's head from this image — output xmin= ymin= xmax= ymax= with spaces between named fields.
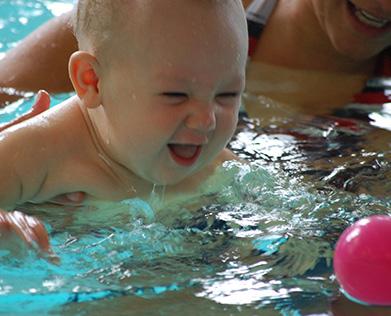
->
xmin=72 ymin=0 xmax=123 ymax=54
xmin=69 ymin=0 xmax=248 ymax=186
xmin=72 ymin=0 xmax=247 ymax=56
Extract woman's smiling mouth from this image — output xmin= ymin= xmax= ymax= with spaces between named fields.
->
xmin=347 ymin=0 xmax=390 ymax=28
xmin=168 ymin=144 xmax=202 ymax=166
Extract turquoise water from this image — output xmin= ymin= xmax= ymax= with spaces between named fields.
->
xmin=0 ymin=1 xmax=74 ymax=54
xmin=5 ymin=161 xmax=390 ymax=315
xmin=0 ymin=1 xmax=390 ymax=315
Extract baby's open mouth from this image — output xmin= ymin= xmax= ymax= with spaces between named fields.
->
xmin=168 ymin=144 xmax=202 ymax=166
xmin=347 ymin=0 xmax=390 ymax=28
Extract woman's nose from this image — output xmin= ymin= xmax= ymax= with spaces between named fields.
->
xmin=185 ymin=101 xmax=216 ymax=133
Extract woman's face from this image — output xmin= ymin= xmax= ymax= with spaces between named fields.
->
xmin=310 ymin=0 xmax=391 ymax=60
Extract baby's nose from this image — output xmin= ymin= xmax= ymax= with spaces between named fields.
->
xmin=185 ymin=102 xmax=216 ymax=133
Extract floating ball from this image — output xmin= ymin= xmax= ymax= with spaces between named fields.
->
xmin=334 ymin=215 xmax=391 ymax=306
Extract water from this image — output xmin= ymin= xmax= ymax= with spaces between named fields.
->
xmin=0 ymin=0 xmax=75 ymax=55
xmin=0 ymin=1 xmax=391 ymax=315
xmin=232 ymin=111 xmax=391 ymax=198
xmin=6 ymin=161 xmax=391 ymax=315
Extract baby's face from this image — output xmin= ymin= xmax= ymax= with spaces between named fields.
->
xmin=91 ymin=0 xmax=247 ymax=185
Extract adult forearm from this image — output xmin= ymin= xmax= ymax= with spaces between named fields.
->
xmin=0 ymin=11 xmax=78 ymax=106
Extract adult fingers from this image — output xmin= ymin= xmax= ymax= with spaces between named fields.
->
xmin=0 ymin=90 xmax=51 ymax=132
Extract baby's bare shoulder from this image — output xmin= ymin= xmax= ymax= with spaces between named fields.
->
xmin=0 ymin=97 xmax=89 ymax=208
xmin=215 ymin=148 xmax=239 ymax=164
xmin=0 ymin=124 xmax=50 ymax=208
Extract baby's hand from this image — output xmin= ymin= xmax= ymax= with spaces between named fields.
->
xmin=0 ymin=209 xmax=57 ymax=263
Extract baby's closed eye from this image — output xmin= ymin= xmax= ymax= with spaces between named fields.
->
xmin=159 ymin=92 xmax=188 ymax=105
xmin=215 ymin=91 xmax=241 ymax=105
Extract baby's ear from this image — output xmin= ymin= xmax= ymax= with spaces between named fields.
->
xmin=69 ymin=51 xmax=100 ymax=108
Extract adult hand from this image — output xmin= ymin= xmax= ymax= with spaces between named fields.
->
xmin=0 ymin=209 xmax=58 ymax=263
xmin=0 ymin=90 xmax=50 ymax=132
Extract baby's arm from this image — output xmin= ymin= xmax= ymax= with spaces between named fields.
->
xmin=0 ymin=11 xmax=77 ymax=106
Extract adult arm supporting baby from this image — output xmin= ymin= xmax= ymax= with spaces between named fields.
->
xmin=0 ymin=11 xmax=77 ymax=106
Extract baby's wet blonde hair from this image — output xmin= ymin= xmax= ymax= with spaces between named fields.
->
xmin=72 ymin=0 xmax=246 ymax=55
xmin=72 ymin=0 xmax=120 ymax=53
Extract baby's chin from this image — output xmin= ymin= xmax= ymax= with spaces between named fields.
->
xmin=143 ymin=168 xmax=200 ymax=188
xmin=149 ymin=175 xmax=190 ymax=187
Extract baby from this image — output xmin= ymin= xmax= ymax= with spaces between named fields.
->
xmin=0 ymin=0 xmax=248 ymax=210
xmin=0 ymin=0 xmax=247 ymax=255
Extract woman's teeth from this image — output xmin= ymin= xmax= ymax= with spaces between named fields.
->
xmin=351 ymin=2 xmax=390 ymax=28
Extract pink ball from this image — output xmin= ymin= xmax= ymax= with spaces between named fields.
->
xmin=334 ymin=215 xmax=391 ymax=306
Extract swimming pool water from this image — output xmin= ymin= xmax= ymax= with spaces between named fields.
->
xmin=0 ymin=1 xmax=390 ymax=316
xmin=0 ymin=0 xmax=75 ymax=55
xmin=5 ymin=160 xmax=390 ymax=316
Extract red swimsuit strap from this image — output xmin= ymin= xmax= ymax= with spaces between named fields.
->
xmin=354 ymin=48 xmax=391 ymax=104
xmin=246 ymin=0 xmax=278 ymax=57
